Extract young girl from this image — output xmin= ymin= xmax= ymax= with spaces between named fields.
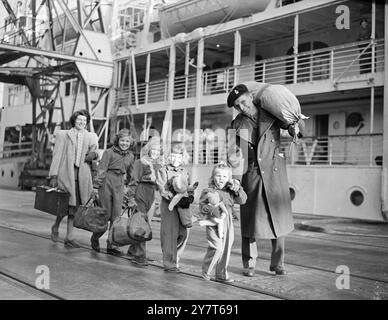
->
xmin=91 ymin=129 xmax=135 ymax=255
xmin=126 ymin=136 xmax=162 ymax=266
xmin=199 ymin=162 xmax=247 ymax=282
xmin=156 ymin=142 xmax=194 ymax=272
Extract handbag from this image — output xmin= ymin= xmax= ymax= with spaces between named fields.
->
xmin=74 ymin=197 xmax=109 ymax=233
xmin=109 ymin=208 xmax=139 ymax=247
xmin=34 ymin=186 xmax=69 ymax=217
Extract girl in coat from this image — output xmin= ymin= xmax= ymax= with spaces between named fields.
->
xmin=126 ymin=136 xmax=162 ymax=266
xmin=199 ymin=162 xmax=247 ymax=282
xmin=91 ymin=129 xmax=135 ymax=255
xmin=49 ymin=109 xmax=99 ymax=248
xmin=156 ymin=142 xmax=194 ymax=272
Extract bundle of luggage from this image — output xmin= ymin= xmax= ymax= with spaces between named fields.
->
xmin=109 ymin=206 xmax=152 ymax=247
xmin=243 ymin=81 xmax=308 ymax=139
xmin=34 ymin=186 xmax=152 ymax=245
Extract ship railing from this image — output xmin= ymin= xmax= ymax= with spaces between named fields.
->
xmin=280 ymin=133 xmax=383 ymax=166
xmin=190 ymin=133 xmax=382 ymax=167
xmin=236 ymin=39 xmax=384 ymax=85
xmin=0 ymin=142 xmax=33 ymax=159
xmin=114 ymin=39 xmax=384 ymax=106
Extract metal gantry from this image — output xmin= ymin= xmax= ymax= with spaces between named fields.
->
xmin=0 ymin=0 xmax=114 ymax=163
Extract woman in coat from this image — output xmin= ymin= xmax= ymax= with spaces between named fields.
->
xmin=227 ymin=83 xmax=296 ymax=276
xmin=49 ymin=109 xmax=99 ymax=248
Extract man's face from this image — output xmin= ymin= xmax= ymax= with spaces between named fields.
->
xmin=233 ymin=93 xmax=257 ymax=118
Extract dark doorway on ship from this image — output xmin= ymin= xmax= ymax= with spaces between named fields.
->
xmin=285 ymin=41 xmax=329 ymax=84
xmin=312 ymin=114 xmax=329 ymax=164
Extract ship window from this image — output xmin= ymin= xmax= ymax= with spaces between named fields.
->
xmin=65 ymin=82 xmax=71 ymax=96
xmin=10 ymin=170 xmax=14 ymax=178
xmin=1 ymin=170 xmax=4 ymax=177
xmin=350 ymin=190 xmax=364 ymax=206
xmin=289 ymin=187 xmax=296 ymax=201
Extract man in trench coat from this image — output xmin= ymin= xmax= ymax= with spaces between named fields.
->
xmin=227 ymin=82 xmax=296 ymax=276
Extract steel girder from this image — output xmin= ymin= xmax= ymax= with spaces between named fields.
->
xmin=0 ymin=0 xmax=114 ymax=156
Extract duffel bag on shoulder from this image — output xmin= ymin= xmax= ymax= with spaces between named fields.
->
xmin=128 ymin=207 xmax=152 ymax=242
xmin=243 ymin=81 xmax=308 ymax=125
xmin=34 ymin=186 xmax=69 ymax=217
xmin=109 ymin=208 xmax=139 ymax=247
xmin=74 ymin=197 xmax=109 ymax=233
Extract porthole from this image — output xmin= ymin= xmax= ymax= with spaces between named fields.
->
xmin=350 ymin=190 xmax=364 ymax=206
xmin=289 ymin=187 xmax=296 ymax=201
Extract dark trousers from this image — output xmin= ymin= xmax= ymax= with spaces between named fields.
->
xmin=160 ymin=198 xmax=189 ymax=270
xmin=241 ymin=236 xmax=285 ymax=269
xmin=92 ymin=172 xmax=124 ymax=248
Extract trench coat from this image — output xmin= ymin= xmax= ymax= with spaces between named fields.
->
xmin=49 ymin=129 xmax=99 ymax=206
xmin=231 ymin=108 xmax=294 ymax=239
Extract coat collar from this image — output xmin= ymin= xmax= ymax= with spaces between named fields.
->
xmin=67 ymin=128 xmax=88 ymax=151
xmin=258 ymin=108 xmax=275 ymax=138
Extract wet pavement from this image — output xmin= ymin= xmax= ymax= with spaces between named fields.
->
xmin=0 ymin=188 xmax=387 ymax=300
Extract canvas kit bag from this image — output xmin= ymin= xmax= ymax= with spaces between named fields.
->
xmin=110 ymin=207 xmax=152 ymax=247
xmin=34 ymin=186 xmax=69 ymax=217
xmin=74 ymin=197 xmax=109 ymax=233
xmin=243 ymin=81 xmax=308 ymax=125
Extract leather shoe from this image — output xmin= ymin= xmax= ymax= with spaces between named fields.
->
xmin=90 ymin=236 xmax=100 ymax=252
xmin=51 ymin=227 xmax=59 ymax=243
xmin=243 ymin=268 xmax=254 ymax=277
xmin=64 ymin=239 xmax=81 ymax=248
xmin=270 ymin=265 xmax=287 ymax=275
xmin=216 ymin=277 xmax=234 ymax=283
xmin=164 ymin=267 xmax=180 ymax=273
xmin=107 ymin=248 xmax=123 ymax=256
xmin=201 ymin=272 xmax=211 ymax=281
xmin=131 ymin=257 xmax=148 ymax=266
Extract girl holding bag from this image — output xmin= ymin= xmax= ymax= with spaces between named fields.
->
xmin=125 ymin=136 xmax=162 ymax=266
xmin=90 ymin=129 xmax=135 ymax=255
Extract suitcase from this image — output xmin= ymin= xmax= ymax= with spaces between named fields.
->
xmin=74 ymin=198 xmax=109 ymax=233
xmin=34 ymin=186 xmax=69 ymax=216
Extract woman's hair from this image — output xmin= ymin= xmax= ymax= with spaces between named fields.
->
xmin=209 ymin=162 xmax=232 ymax=185
xmin=113 ymin=128 xmax=135 ymax=147
xmin=69 ymin=109 xmax=91 ymax=127
xmin=360 ymin=18 xmax=368 ymax=25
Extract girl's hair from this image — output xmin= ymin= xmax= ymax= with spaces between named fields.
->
xmin=140 ymin=136 xmax=161 ymax=158
xmin=209 ymin=162 xmax=232 ymax=185
xmin=113 ymin=129 xmax=135 ymax=147
xmin=70 ymin=109 xmax=90 ymax=127
xmin=167 ymin=141 xmax=190 ymax=165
